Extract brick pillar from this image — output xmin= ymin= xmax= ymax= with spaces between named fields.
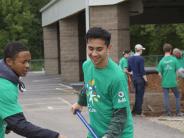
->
xmin=59 ymin=16 xmax=80 ymax=82
xmin=43 ymin=23 xmax=59 ymax=74
xmin=90 ymin=2 xmax=130 ymax=62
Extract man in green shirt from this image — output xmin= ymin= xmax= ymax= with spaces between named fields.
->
xmin=157 ymin=43 xmax=182 ymax=116
xmin=119 ymin=50 xmax=131 ymax=78
xmin=71 ymin=27 xmax=133 ymax=138
xmin=0 ymin=42 xmax=66 ymax=138
xmin=119 ymin=50 xmax=132 ymax=92
xmin=173 ymin=48 xmax=184 ymax=77
xmin=172 ymin=48 xmax=184 ymax=101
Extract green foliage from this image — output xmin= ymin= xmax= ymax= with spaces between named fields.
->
xmin=0 ymin=0 xmax=50 ymax=59
xmin=130 ymin=24 xmax=184 ymax=55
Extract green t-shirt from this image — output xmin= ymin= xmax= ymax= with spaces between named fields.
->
xmin=119 ymin=57 xmax=128 ymax=80
xmin=0 ymin=78 xmax=23 ymax=138
xmin=177 ymin=52 xmax=184 ymax=68
xmin=119 ymin=57 xmax=128 ymax=70
xmin=157 ymin=55 xmax=180 ymax=88
xmin=83 ymin=58 xmax=133 ymax=138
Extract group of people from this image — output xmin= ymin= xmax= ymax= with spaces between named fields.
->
xmin=0 ymin=27 xmax=134 ymax=138
xmin=0 ymin=26 xmax=183 ymax=138
xmin=119 ymin=42 xmax=184 ymax=117
xmin=157 ymin=43 xmax=184 ymax=116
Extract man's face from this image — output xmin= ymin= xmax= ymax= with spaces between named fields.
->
xmin=174 ymin=52 xmax=181 ymax=58
xmin=87 ymin=38 xmax=111 ymax=68
xmin=6 ymin=51 xmax=31 ymax=76
xmin=124 ymin=53 xmax=130 ymax=58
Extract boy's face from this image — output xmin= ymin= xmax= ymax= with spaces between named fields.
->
xmin=6 ymin=51 xmax=31 ymax=76
xmin=87 ymin=38 xmax=111 ymax=68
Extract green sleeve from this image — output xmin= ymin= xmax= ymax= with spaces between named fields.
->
xmin=103 ymin=108 xmax=127 ymax=138
xmin=77 ymin=87 xmax=87 ymax=106
xmin=0 ymin=80 xmax=22 ymax=119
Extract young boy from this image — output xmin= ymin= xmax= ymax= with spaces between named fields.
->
xmin=71 ymin=27 xmax=133 ymax=138
xmin=0 ymin=42 xmax=66 ymax=138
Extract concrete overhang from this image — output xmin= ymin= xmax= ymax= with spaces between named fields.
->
xmin=40 ymin=0 xmax=127 ymax=27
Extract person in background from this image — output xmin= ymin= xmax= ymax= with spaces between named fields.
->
xmin=128 ymin=44 xmax=148 ymax=116
xmin=71 ymin=27 xmax=133 ymax=138
xmin=119 ymin=50 xmax=132 ymax=92
xmin=157 ymin=43 xmax=183 ymax=116
xmin=173 ymin=48 xmax=184 ymax=75
xmin=0 ymin=42 xmax=66 ymax=138
xmin=119 ymin=49 xmax=131 ymax=77
xmin=172 ymin=48 xmax=184 ymax=101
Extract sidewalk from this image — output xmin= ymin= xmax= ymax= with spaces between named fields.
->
xmin=6 ymin=71 xmax=184 ymax=138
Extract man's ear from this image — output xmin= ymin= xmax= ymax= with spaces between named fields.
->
xmin=5 ymin=58 xmax=14 ymax=67
xmin=107 ymin=45 xmax=112 ymax=54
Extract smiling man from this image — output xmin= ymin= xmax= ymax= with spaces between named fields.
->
xmin=71 ymin=27 xmax=133 ymax=138
xmin=0 ymin=42 xmax=66 ymax=138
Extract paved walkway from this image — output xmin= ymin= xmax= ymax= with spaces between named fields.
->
xmin=6 ymin=72 xmax=184 ymax=138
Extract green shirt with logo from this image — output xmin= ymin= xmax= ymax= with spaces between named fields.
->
xmin=0 ymin=78 xmax=23 ymax=138
xmin=157 ymin=56 xmax=180 ymax=88
xmin=83 ymin=58 xmax=133 ymax=138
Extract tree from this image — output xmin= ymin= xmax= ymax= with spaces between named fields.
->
xmin=0 ymin=0 xmax=51 ymax=59
xmin=130 ymin=24 xmax=184 ymax=55
xmin=0 ymin=0 xmax=33 ymax=57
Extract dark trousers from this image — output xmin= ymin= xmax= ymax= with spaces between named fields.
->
xmin=132 ymin=77 xmax=145 ymax=115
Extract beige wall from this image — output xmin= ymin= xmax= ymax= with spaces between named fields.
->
xmin=43 ymin=24 xmax=59 ymax=74
xmin=89 ymin=2 xmax=130 ymax=62
xmin=59 ymin=16 xmax=80 ymax=82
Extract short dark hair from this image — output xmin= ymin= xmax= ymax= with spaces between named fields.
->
xmin=4 ymin=42 xmax=28 ymax=60
xmin=86 ymin=27 xmax=111 ymax=46
xmin=122 ymin=49 xmax=130 ymax=56
xmin=163 ymin=43 xmax=172 ymax=52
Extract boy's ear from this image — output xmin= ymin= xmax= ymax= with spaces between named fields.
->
xmin=5 ymin=58 xmax=14 ymax=66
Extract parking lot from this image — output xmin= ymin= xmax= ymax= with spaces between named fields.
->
xmin=6 ymin=72 xmax=184 ymax=138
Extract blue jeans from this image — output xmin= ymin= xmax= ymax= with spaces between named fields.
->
xmin=132 ymin=77 xmax=145 ymax=114
xmin=163 ymin=87 xmax=180 ymax=113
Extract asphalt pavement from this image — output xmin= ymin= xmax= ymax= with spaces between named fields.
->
xmin=6 ymin=72 xmax=184 ymax=138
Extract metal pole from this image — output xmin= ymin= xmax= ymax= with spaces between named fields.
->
xmin=75 ymin=110 xmax=99 ymax=138
xmin=85 ymin=0 xmax=90 ymax=33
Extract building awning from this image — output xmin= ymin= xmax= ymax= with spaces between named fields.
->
xmin=40 ymin=0 xmax=127 ymax=27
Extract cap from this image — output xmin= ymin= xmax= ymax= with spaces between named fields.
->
xmin=135 ymin=44 xmax=145 ymax=50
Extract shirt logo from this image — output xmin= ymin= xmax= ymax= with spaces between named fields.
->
xmin=118 ymin=91 xmax=126 ymax=103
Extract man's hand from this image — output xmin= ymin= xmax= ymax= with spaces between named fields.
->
xmin=71 ymin=103 xmax=83 ymax=114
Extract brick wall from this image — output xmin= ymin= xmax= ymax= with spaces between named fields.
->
xmin=59 ymin=16 xmax=80 ymax=82
xmin=89 ymin=2 xmax=130 ymax=62
xmin=43 ymin=24 xmax=59 ymax=74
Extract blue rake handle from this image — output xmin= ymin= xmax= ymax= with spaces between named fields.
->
xmin=75 ymin=110 xmax=99 ymax=138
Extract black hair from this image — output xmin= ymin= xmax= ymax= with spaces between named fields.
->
xmin=4 ymin=42 xmax=28 ymax=60
xmin=86 ymin=27 xmax=111 ymax=46
xmin=122 ymin=49 xmax=130 ymax=56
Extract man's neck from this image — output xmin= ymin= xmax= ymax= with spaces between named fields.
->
xmin=165 ymin=52 xmax=171 ymax=56
xmin=135 ymin=52 xmax=141 ymax=56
